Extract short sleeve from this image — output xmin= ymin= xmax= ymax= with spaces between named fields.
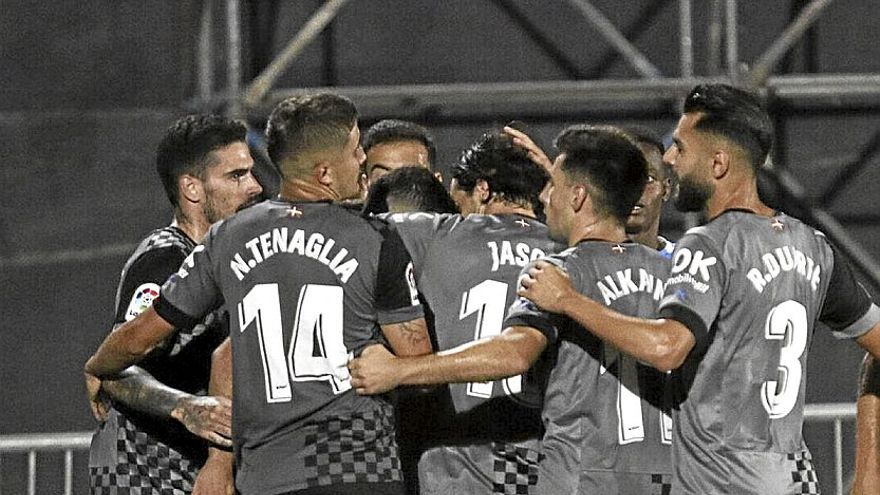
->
xmin=503 ymin=257 xmax=566 ymax=344
xmin=820 ymin=244 xmax=880 ymax=339
xmin=158 ymin=229 xmax=224 ymax=329
xmin=115 ymin=248 xmax=186 ymax=324
xmin=658 ymin=232 xmax=726 ymax=347
xmin=374 ymin=226 xmax=424 ymax=325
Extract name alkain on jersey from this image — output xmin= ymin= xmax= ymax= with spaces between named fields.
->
xmin=230 ymin=228 xmax=359 ymax=283
xmin=746 ymin=245 xmax=820 ymax=293
xmin=597 ymin=268 xmax=665 ymax=305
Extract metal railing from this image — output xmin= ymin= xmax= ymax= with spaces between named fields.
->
xmin=0 ymin=403 xmax=860 ymax=495
xmin=0 ymin=431 xmax=91 ymax=495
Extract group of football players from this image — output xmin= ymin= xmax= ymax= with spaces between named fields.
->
xmin=85 ymin=85 xmax=880 ymax=495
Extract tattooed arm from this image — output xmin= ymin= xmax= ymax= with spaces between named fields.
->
xmin=381 ymin=318 xmax=432 ymax=357
xmin=96 ymin=366 xmax=232 ymax=447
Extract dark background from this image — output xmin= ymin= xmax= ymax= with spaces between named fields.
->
xmin=1 ymin=1 xmax=878 ymax=493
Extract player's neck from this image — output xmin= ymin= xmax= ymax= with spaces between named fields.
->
xmin=480 ymin=201 xmax=535 ymax=218
xmin=280 ymin=177 xmax=341 ymax=203
xmin=707 ymin=178 xmax=773 ymax=220
xmin=174 ymin=213 xmax=210 ymax=243
xmin=568 ymin=218 xmax=628 ymax=247
xmin=629 ymin=225 xmax=660 ymax=250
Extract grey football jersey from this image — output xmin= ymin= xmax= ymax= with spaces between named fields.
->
xmin=658 ymin=211 xmax=880 ymax=495
xmin=157 ymin=200 xmax=423 ymax=495
xmin=505 ymin=241 xmax=673 ymax=495
xmin=385 ymin=212 xmax=562 ymax=494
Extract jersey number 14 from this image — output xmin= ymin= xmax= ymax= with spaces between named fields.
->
xmin=238 ymin=283 xmax=351 ymax=403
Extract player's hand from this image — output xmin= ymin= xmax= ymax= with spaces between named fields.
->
xmin=503 ymin=126 xmax=553 ymax=172
xmin=518 ymin=260 xmax=575 ymax=314
xmin=171 ymin=395 xmax=233 ymax=448
xmin=84 ymin=371 xmax=110 ymax=422
xmin=349 ymin=344 xmax=400 ymax=395
xmin=192 ymin=449 xmax=234 ymax=495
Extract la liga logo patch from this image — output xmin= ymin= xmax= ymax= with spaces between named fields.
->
xmin=125 ymin=283 xmax=161 ymax=321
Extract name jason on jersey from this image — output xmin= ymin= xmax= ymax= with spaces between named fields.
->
xmin=230 ymin=228 xmax=359 ymax=283
xmin=488 ymin=241 xmax=546 ymax=272
xmin=746 ymin=245 xmax=821 ymax=293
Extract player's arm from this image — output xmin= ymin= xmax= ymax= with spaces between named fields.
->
xmin=96 ymin=364 xmax=231 ymax=446
xmin=854 ymin=351 xmax=880 ymax=495
xmin=518 ymin=259 xmax=695 ymax=372
xmin=351 ymin=325 xmax=548 ymax=395
xmin=193 ymin=338 xmax=235 ymax=495
xmin=85 ymin=306 xmax=177 ymax=378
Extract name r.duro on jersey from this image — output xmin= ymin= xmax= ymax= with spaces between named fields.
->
xmin=230 ymin=228 xmax=359 ymax=283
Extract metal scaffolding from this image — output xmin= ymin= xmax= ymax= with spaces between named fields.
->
xmin=194 ymin=0 xmax=880 ymax=291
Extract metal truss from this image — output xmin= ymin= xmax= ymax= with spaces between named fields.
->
xmin=193 ymin=0 xmax=880 ymax=290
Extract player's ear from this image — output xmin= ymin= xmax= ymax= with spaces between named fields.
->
xmin=570 ymin=183 xmax=587 ymax=212
xmin=179 ymin=174 xmax=204 ymax=204
xmin=474 ymin=179 xmax=491 ymax=204
xmin=315 ymin=160 xmax=333 ymax=187
xmin=712 ymin=148 xmax=730 ymax=179
xmin=433 ymin=171 xmax=443 ymax=183
xmin=661 ymin=177 xmax=673 ymax=202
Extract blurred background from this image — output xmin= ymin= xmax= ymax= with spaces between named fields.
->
xmin=1 ymin=1 xmax=878 ymax=493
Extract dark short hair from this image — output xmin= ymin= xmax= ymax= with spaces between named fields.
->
xmin=362 ymin=167 xmax=458 ymax=216
xmin=621 ymin=125 xmax=665 ymax=156
xmin=362 ymin=119 xmax=437 ymax=168
xmin=683 ymin=84 xmax=773 ymax=170
xmin=265 ymin=93 xmax=358 ymax=170
xmin=450 ymin=131 xmax=549 ymax=212
xmin=554 ymin=125 xmax=648 ymax=223
xmin=155 ymin=114 xmax=248 ymax=208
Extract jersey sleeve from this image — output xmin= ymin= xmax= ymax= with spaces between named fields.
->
xmin=115 ymin=247 xmax=186 ymax=324
xmin=657 ymin=232 xmax=725 ymax=348
xmin=156 ymin=229 xmax=224 ymax=329
xmin=374 ymin=225 xmax=424 ymax=325
xmin=503 ymin=256 xmax=567 ymax=344
xmin=819 ymin=244 xmax=880 ymax=339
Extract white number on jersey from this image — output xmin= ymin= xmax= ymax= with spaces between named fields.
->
xmin=761 ymin=300 xmax=808 ymax=419
xmin=602 ymin=347 xmax=673 ymax=445
xmin=461 ymin=280 xmax=523 ymax=398
xmin=238 ymin=283 xmax=351 ymax=404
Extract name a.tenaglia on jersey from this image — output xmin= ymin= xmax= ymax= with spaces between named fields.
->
xmin=746 ymin=244 xmax=821 ymax=293
xmin=230 ymin=228 xmax=359 ymax=283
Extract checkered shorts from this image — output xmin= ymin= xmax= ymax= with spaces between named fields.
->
xmin=302 ymin=404 xmax=402 ymax=488
xmin=789 ymin=451 xmax=820 ymax=494
xmin=491 ymin=442 xmax=543 ymax=495
xmin=89 ymin=416 xmax=198 ymax=495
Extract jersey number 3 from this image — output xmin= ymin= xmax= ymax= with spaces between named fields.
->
xmin=761 ymin=300 xmax=808 ymax=419
xmin=238 ymin=283 xmax=351 ymax=403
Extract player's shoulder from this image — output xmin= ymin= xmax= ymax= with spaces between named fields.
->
xmin=125 ymin=225 xmax=194 ymax=269
xmin=140 ymin=225 xmax=195 ymax=253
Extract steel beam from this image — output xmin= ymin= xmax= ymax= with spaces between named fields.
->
xmin=587 ymin=0 xmax=673 ymax=79
xmin=679 ymin=0 xmax=693 ymax=77
xmin=817 ymin=131 xmax=880 ymax=206
xmin=197 ymin=0 xmax=214 ymax=105
xmin=243 ymin=0 xmax=350 ymax=108
xmin=252 ymin=74 xmax=880 ymax=121
xmin=564 ymin=0 xmax=662 ymax=78
xmin=491 ymin=0 xmax=585 ymax=79
xmin=225 ymin=0 xmax=243 ymax=117
xmin=725 ymin=0 xmax=739 ymax=82
xmin=748 ymin=0 xmax=834 ymax=86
